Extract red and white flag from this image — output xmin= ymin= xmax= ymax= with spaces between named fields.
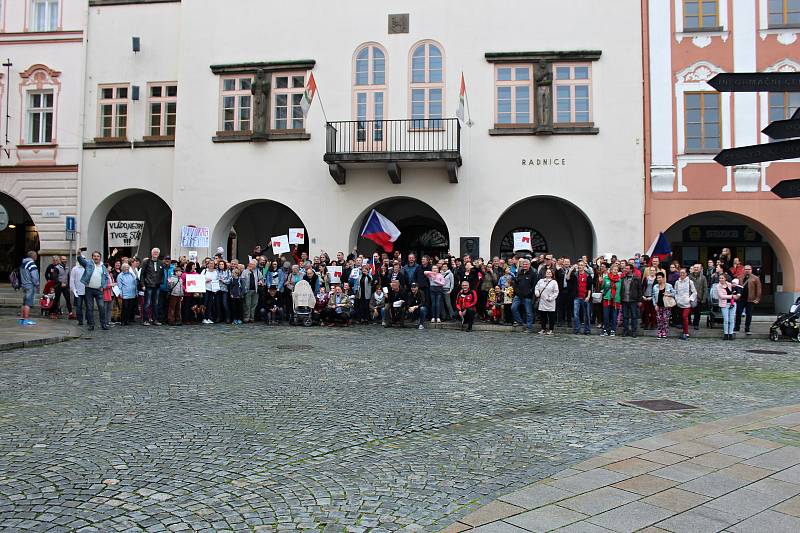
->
xmin=300 ymin=72 xmax=317 ymax=116
xmin=455 ymin=73 xmax=466 ymax=123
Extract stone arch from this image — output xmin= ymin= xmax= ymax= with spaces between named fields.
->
xmin=87 ymin=189 xmax=172 ymax=258
xmin=0 ymin=191 xmax=40 ymax=280
xmin=490 ymin=196 xmax=596 ymax=259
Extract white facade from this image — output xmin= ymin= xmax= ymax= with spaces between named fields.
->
xmin=80 ymin=0 xmax=645 ymax=261
xmin=0 ymin=0 xmax=86 ymax=262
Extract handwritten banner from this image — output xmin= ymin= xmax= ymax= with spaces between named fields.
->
xmin=180 ymin=226 xmax=209 ymax=248
xmin=107 ymin=221 xmax=144 ymax=248
xmin=289 ymin=228 xmax=306 ymax=245
xmin=513 ymin=231 xmax=532 ymax=251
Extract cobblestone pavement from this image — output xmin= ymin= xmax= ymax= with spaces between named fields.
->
xmin=1 ymin=325 xmax=799 ymax=532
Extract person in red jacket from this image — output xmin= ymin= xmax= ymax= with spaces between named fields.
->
xmin=456 ymin=281 xmax=477 ymax=332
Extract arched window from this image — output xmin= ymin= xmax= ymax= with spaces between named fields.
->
xmin=353 ymin=43 xmax=387 ymax=144
xmin=409 ymin=40 xmax=444 ymax=128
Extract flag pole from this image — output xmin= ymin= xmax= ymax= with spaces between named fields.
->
xmin=464 ymin=82 xmax=474 ymax=127
xmin=314 ymin=76 xmax=330 ymax=124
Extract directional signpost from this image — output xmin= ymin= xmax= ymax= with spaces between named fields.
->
xmin=711 ymin=72 xmax=800 ymax=198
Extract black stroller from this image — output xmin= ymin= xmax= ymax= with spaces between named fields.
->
xmin=706 ymin=283 xmax=723 ymax=328
xmin=769 ymin=296 xmax=800 ymax=342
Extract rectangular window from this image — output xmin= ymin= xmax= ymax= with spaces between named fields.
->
xmin=147 ymin=83 xmax=177 ymax=138
xmin=27 ymin=91 xmax=54 ymax=144
xmin=220 ymin=76 xmax=252 ymax=132
xmin=97 ymin=84 xmax=129 ymax=140
xmin=684 ymin=92 xmax=721 ymax=152
xmin=769 ymin=91 xmax=800 ymax=121
xmin=30 ymin=0 xmax=59 ymax=32
xmin=769 ymin=0 xmax=800 ymax=27
xmin=272 ymin=72 xmax=305 ymax=130
xmin=494 ymin=65 xmax=532 ymax=125
xmin=554 ymin=64 xmax=592 ymax=124
xmin=683 ymin=0 xmax=719 ymax=29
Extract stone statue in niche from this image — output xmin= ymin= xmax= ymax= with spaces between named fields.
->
xmin=251 ymin=69 xmax=270 ymax=139
xmin=534 ymin=62 xmax=553 ymax=133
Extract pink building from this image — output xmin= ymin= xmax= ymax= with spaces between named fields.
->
xmin=644 ymin=0 xmax=800 ymax=311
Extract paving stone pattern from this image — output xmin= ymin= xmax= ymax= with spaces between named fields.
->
xmin=0 ymin=326 xmax=799 ymax=532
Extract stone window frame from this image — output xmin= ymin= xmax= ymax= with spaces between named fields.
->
xmin=553 ymin=63 xmax=593 ymax=125
xmin=493 ymin=64 xmax=532 ymax=127
xmin=18 ymin=64 xmax=61 ymax=146
xmin=271 ymin=71 xmax=306 ymax=131
xmin=26 ymin=89 xmax=54 ymax=144
xmin=683 ymin=91 xmax=721 ymax=153
xmin=96 ymin=83 xmax=130 ymax=141
xmin=682 ymin=0 xmax=720 ymax=31
xmin=146 ymin=82 xmax=177 ymax=140
xmin=218 ymin=74 xmax=253 ymax=134
xmin=408 ymin=39 xmax=445 ymax=130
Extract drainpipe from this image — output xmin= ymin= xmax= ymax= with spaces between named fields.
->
xmin=641 ymin=0 xmax=652 ymax=252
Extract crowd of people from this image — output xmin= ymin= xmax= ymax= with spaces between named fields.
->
xmin=14 ymin=244 xmax=762 ymax=339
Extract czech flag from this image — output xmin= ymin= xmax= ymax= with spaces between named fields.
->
xmin=646 ymin=232 xmax=672 ymax=263
xmin=360 ymin=209 xmax=401 ymax=252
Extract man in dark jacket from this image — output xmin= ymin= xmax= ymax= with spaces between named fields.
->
xmin=619 ymin=263 xmax=642 ymax=337
xmin=406 ymin=283 xmax=428 ymax=330
xmin=383 ymin=280 xmax=407 ymax=327
xmin=511 ymin=258 xmax=538 ymax=333
xmin=140 ymin=247 xmax=165 ymax=325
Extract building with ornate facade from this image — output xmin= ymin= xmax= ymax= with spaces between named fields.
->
xmin=644 ymin=0 xmax=800 ymax=311
xmin=0 ymin=0 xmax=85 ymax=277
xmin=76 ymin=0 xmax=645 ymax=269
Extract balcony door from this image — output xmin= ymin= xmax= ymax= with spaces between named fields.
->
xmin=353 ymin=44 xmax=387 ymax=152
xmin=354 ymin=90 xmax=385 ymax=150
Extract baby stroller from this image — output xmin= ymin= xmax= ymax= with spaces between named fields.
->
xmin=706 ymin=283 xmax=723 ymax=328
xmin=291 ymin=279 xmax=315 ymax=326
xmin=769 ymin=296 xmax=800 ymax=342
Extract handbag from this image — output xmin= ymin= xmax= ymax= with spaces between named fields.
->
xmin=591 ymin=292 xmax=603 ymax=304
xmin=662 ymin=293 xmax=677 ymax=308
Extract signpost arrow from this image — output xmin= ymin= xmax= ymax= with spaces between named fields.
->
xmin=708 ymin=72 xmax=800 ymax=92
xmin=771 ymin=178 xmax=800 ymax=199
xmin=714 ymin=138 xmax=800 ymax=166
xmin=762 ymin=118 xmax=800 ymax=140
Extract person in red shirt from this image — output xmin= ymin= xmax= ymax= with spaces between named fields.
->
xmin=455 ymin=281 xmax=477 ymax=332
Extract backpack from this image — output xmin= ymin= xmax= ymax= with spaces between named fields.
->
xmin=9 ymin=268 xmax=21 ymax=290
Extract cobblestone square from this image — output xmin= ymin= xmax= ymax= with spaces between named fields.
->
xmin=1 ymin=327 xmax=799 ymax=532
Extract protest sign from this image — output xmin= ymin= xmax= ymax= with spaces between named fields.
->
xmin=271 ymin=235 xmax=290 ymax=255
xmin=184 ymin=274 xmax=206 ymax=293
xmin=289 ymin=228 xmax=306 ymax=244
xmin=329 ymin=265 xmax=342 ymax=283
xmin=107 ymin=221 xmax=144 ymax=247
xmin=188 ymin=251 xmax=198 ymax=262
xmin=180 ymin=226 xmax=210 ymax=248
xmin=513 ymin=231 xmax=532 ymax=251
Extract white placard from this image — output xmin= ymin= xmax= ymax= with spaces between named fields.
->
xmin=329 ymin=265 xmax=342 ymax=284
xmin=180 ymin=226 xmax=210 ymax=248
xmin=210 ymin=280 xmax=220 ymax=292
xmin=289 ymin=228 xmax=306 ymax=244
xmin=513 ymin=231 xmax=532 ymax=252
xmin=270 ymin=235 xmax=290 ymax=255
xmin=111 ymin=285 xmax=121 ymax=297
xmin=184 ymin=274 xmax=206 ymax=293
xmin=188 ymin=251 xmax=198 ymax=262
xmin=107 ymin=221 xmax=145 ymax=248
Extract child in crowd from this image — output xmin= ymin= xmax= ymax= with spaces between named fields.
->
xmin=167 ymin=266 xmax=184 ymax=326
xmin=229 ymin=266 xmax=243 ymax=324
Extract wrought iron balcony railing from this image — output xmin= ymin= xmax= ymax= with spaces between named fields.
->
xmin=323 ymin=118 xmax=461 ymax=184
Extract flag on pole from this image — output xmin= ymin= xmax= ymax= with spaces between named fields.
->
xmin=455 ymin=73 xmax=466 ymax=123
xmin=646 ymin=232 xmax=672 ymax=263
xmin=300 ymin=72 xmax=317 ymax=116
xmin=360 ymin=209 xmax=401 ymax=252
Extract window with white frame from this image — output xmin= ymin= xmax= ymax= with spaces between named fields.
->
xmin=272 ymin=72 xmax=305 ymax=130
xmin=769 ymin=91 xmax=800 ymax=121
xmin=683 ymin=0 xmax=719 ymax=30
xmin=220 ymin=76 xmax=252 ymax=132
xmin=410 ymin=41 xmax=444 ymax=128
xmin=30 ymin=0 xmax=59 ymax=32
xmin=353 ymin=43 xmax=387 ymax=143
xmin=26 ymin=90 xmax=53 ymax=144
xmin=684 ymin=91 xmax=720 ymax=151
xmin=148 ymin=83 xmax=177 ymax=138
xmin=554 ymin=64 xmax=592 ymax=124
xmin=769 ymin=0 xmax=800 ymax=27
xmin=494 ymin=65 xmax=532 ymax=125
xmin=97 ymin=84 xmax=129 ymax=140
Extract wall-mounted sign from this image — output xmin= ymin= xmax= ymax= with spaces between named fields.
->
xmin=683 ymin=225 xmax=761 ymax=243
xmin=42 ymin=208 xmax=60 ymax=218
xmin=521 ymin=157 xmax=566 ymax=167
xmin=0 ymin=204 xmax=7 ymax=231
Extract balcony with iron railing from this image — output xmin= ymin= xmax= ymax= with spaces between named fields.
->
xmin=323 ymin=118 xmax=462 ymax=184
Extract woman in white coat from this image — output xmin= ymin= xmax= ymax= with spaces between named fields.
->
xmin=534 ymin=268 xmax=559 ymax=335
